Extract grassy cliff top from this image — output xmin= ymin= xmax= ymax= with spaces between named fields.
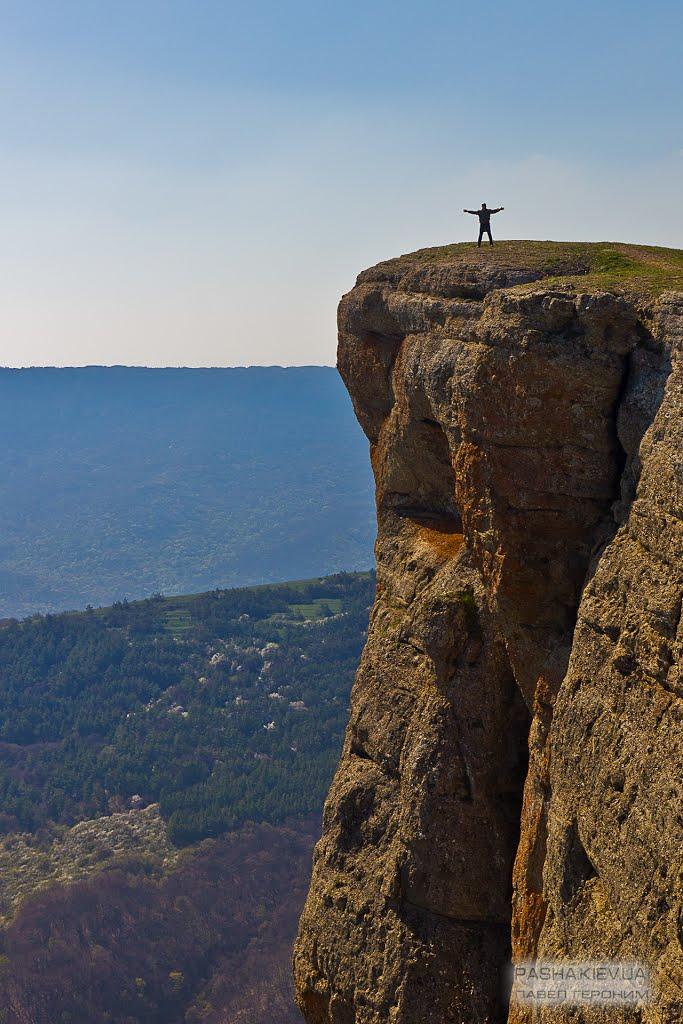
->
xmin=366 ymin=240 xmax=683 ymax=298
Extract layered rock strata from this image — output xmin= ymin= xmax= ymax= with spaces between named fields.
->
xmin=294 ymin=243 xmax=683 ymax=1023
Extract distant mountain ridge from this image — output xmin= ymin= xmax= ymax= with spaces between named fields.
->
xmin=0 ymin=366 xmax=375 ymax=617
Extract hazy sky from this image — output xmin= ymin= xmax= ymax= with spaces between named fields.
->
xmin=1 ymin=0 xmax=681 ymax=367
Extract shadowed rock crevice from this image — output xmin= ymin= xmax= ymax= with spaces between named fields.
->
xmin=295 ymin=243 xmax=683 ymax=1024
xmin=382 ymin=415 xmax=462 ymax=530
xmin=558 ymin=820 xmax=599 ymax=905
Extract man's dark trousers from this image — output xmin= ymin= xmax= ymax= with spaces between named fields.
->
xmin=478 ymin=226 xmax=493 ymax=246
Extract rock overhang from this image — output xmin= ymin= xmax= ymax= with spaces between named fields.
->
xmin=295 ymin=240 xmax=683 ymax=1024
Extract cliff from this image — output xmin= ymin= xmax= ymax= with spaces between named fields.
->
xmin=294 ymin=241 xmax=683 ymax=1023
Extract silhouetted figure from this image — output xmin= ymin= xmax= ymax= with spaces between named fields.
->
xmin=463 ymin=203 xmax=504 ymax=246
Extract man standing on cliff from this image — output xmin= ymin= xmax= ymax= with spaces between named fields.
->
xmin=463 ymin=203 xmax=504 ymax=246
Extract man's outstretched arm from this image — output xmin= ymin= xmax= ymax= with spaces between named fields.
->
xmin=491 ymin=207 xmax=505 ymax=214
xmin=463 ymin=209 xmax=478 ymax=214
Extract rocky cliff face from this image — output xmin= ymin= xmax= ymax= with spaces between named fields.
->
xmin=294 ymin=242 xmax=683 ymax=1023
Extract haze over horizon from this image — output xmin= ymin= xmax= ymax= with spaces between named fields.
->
xmin=0 ymin=0 xmax=681 ymax=368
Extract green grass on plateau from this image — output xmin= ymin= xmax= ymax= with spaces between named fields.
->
xmin=378 ymin=240 xmax=683 ymax=298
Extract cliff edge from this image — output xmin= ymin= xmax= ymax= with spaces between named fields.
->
xmin=294 ymin=241 xmax=683 ymax=1023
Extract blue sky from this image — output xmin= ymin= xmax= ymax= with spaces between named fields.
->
xmin=0 ymin=0 xmax=681 ymax=366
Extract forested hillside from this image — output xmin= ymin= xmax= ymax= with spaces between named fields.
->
xmin=0 ymin=572 xmax=373 ymax=1022
xmin=0 ymin=366 xmax=375 ymax=618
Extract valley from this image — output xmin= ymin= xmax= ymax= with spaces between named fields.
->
xmin=0 ymin=572 xmax=374 ymax=1022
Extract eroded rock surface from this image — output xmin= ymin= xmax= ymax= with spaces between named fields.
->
xmin=294 ymin=243 xmax=683 ymax=1023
